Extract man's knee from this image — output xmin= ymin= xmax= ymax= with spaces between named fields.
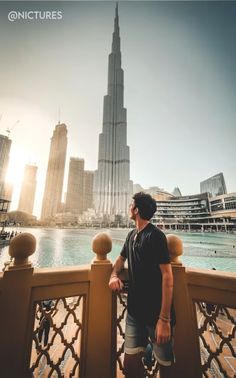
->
xmin=123 ymin=352 xmax=145 ymax=378
xmin=159 ymin=363 xmax=176 ymax=378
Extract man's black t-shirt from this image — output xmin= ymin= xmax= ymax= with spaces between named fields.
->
xmin=120 ymin=223 xmax=175 ymax=327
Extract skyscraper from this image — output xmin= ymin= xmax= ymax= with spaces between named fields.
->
xmin=0 ymin=134 xmax=12 ymax=199
xmin=83 ymin=170 xmax=94 ymax=212
xmin=93 ymin=4 xmax=130 ymax=218
xmin=2 ymin=182 xmax=13 ymax=203
xmin=41 ymin=123 xmax=67 ymax=220
xmin=65 ymin=158 xmax=84 ymax=215
xmin=200 ymin=173 xmax=227 ymax=197
xmin=65 ymin=158 xmax=94 ymax=216
xmin=18 ymin=164 xmax=37 ymax=215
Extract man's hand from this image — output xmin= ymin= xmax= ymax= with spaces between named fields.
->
xmin=108 ymin=256 xmax=126 ymax=291
xmin=109 ymin=275 xmax=124 ymax=291
xmin=155 ymin=319 xmax=171 ymax=345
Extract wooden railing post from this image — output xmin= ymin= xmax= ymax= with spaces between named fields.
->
xmin=85 ymin=232 xmax=114 ymax=378
xmin=0 ymin=232 xmax=36 ymax=378
xmin=167 ymin=234 xmax=202 ymax=378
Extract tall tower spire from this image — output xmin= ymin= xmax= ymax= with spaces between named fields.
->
xmin=113 ymin=2 xmax=119 ymax=51
xmin=58 ymin=106 xmax=61 ymax=124
xmin=94 ymin=4 xmax=131 ymax=219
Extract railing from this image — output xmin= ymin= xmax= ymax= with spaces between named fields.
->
xmin=0 ymin=232 xmax=235 ymax=378
xmin=187 ymin=269 xmax=236 ymax=377
xmin=0 ymin=232 xmax=115 ymax=378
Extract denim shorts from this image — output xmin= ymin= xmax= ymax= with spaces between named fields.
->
xmin=124 ymin=313 xmax=175 ymax=367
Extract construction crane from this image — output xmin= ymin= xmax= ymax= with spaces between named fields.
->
xmin=6 ymin=120 xmax=20 ymax=137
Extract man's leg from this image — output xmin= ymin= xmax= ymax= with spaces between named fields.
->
xmin=148 ymin=326 xmax=175 ymax=378
xmin=38 ymin=325 xmax=43 ymax=344
xmin=123 ymin=313 xmax=147 ymax=378
xmin=159 ymin=364 xmax=176 ymax=378
xmin=123 ymin=352 xmax=145 ymax=378
xmin=44 ymin=319 xmax=50 ymax=346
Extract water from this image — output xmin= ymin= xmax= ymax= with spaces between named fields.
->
xmin=0 ymin=227 xmax=236 ymax=272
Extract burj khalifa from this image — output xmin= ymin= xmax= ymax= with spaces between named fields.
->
xmin=94 ymin=3 xmax=131 ymax=218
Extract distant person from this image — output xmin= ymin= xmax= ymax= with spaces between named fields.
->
xmin=205 ymin=268 xmax=217 ymax=332
xmin=205 ymin=302 xmax=216 ymax=332
xmin=38 ymin=300 xmax=57 ymax=348
xmin=109 ymin=192 xmax=175 ymax=378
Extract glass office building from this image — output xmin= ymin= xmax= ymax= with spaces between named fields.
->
xmin=200 ymin=173 xmax=227 ymax=197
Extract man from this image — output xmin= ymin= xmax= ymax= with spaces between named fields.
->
xmin=109 ymin=192 xmax=175 ymax=378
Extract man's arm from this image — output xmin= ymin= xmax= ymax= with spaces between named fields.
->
xmin=108 ymin=255 xmax=126 ymax=291
xmin=156 ymin=263 xmax=174 ymax=344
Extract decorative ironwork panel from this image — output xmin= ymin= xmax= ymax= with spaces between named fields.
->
xmin=116 ymin=291 xmax=127 ymax=374
xmin=30 ymin=296 xmax=85 ymax=378
xmin=116 ymin=286 xmax=159 ymax=378
xmin=195 ymin=301 xmax=236 ymax=378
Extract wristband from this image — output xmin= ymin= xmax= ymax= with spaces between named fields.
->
xmin=159 ymin=315 xmax=170 ymax=323
xmin=110 ymin=274 xmax=118 ymax=279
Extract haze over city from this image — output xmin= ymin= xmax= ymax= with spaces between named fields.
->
xmin=0 ymin=1 xmax=235 ymax=217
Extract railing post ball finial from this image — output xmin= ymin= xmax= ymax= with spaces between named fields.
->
xmin=92 ymin=232 xmax=112 ymax=261
xmin=166 ymin=234 xmax=183 ymax=264
xmin=9 ymin=232 xmax=36 ymax=267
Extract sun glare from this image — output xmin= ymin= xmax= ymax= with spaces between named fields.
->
xmin=6 ymin=148 xmax=31 ymax=210
xmin=0 ymin=97 xmax=55 ymax=214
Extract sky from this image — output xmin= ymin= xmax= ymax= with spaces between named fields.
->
xmin=0 ymin=1 xmax=235 ymax=217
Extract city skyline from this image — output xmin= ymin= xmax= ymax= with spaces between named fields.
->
xmin=0 ymin=1 xmax=235 ymax=217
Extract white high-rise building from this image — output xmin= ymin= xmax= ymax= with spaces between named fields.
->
xmin=0 ymin=134 xmax=12 ymax=199
xmin=94 ymin=4 xmax=131 ymax=218
xmin=2 ymin=182 xmax=13 ymax=203
xmin=65 ymin=158 xmax=94 ymax=216
xmin=41 ymin=123 xmax=67 ymax=220
xmin=65 ymin=158 xmax=85 ymax=215
xmin=18 ymin=164 xmax=37 ymax=215
xmin=83 ymin=170 xmax=94 ymax=212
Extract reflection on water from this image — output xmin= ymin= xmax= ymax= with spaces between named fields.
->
xmin=0 ymin=227 xmax=235 ymax=272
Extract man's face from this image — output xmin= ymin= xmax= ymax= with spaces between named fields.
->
xmin=129 ymin=200 xmax=137 ymax=220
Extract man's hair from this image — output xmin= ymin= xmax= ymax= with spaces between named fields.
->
xmin=132 ymin=192 xmax=157 ymax=220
